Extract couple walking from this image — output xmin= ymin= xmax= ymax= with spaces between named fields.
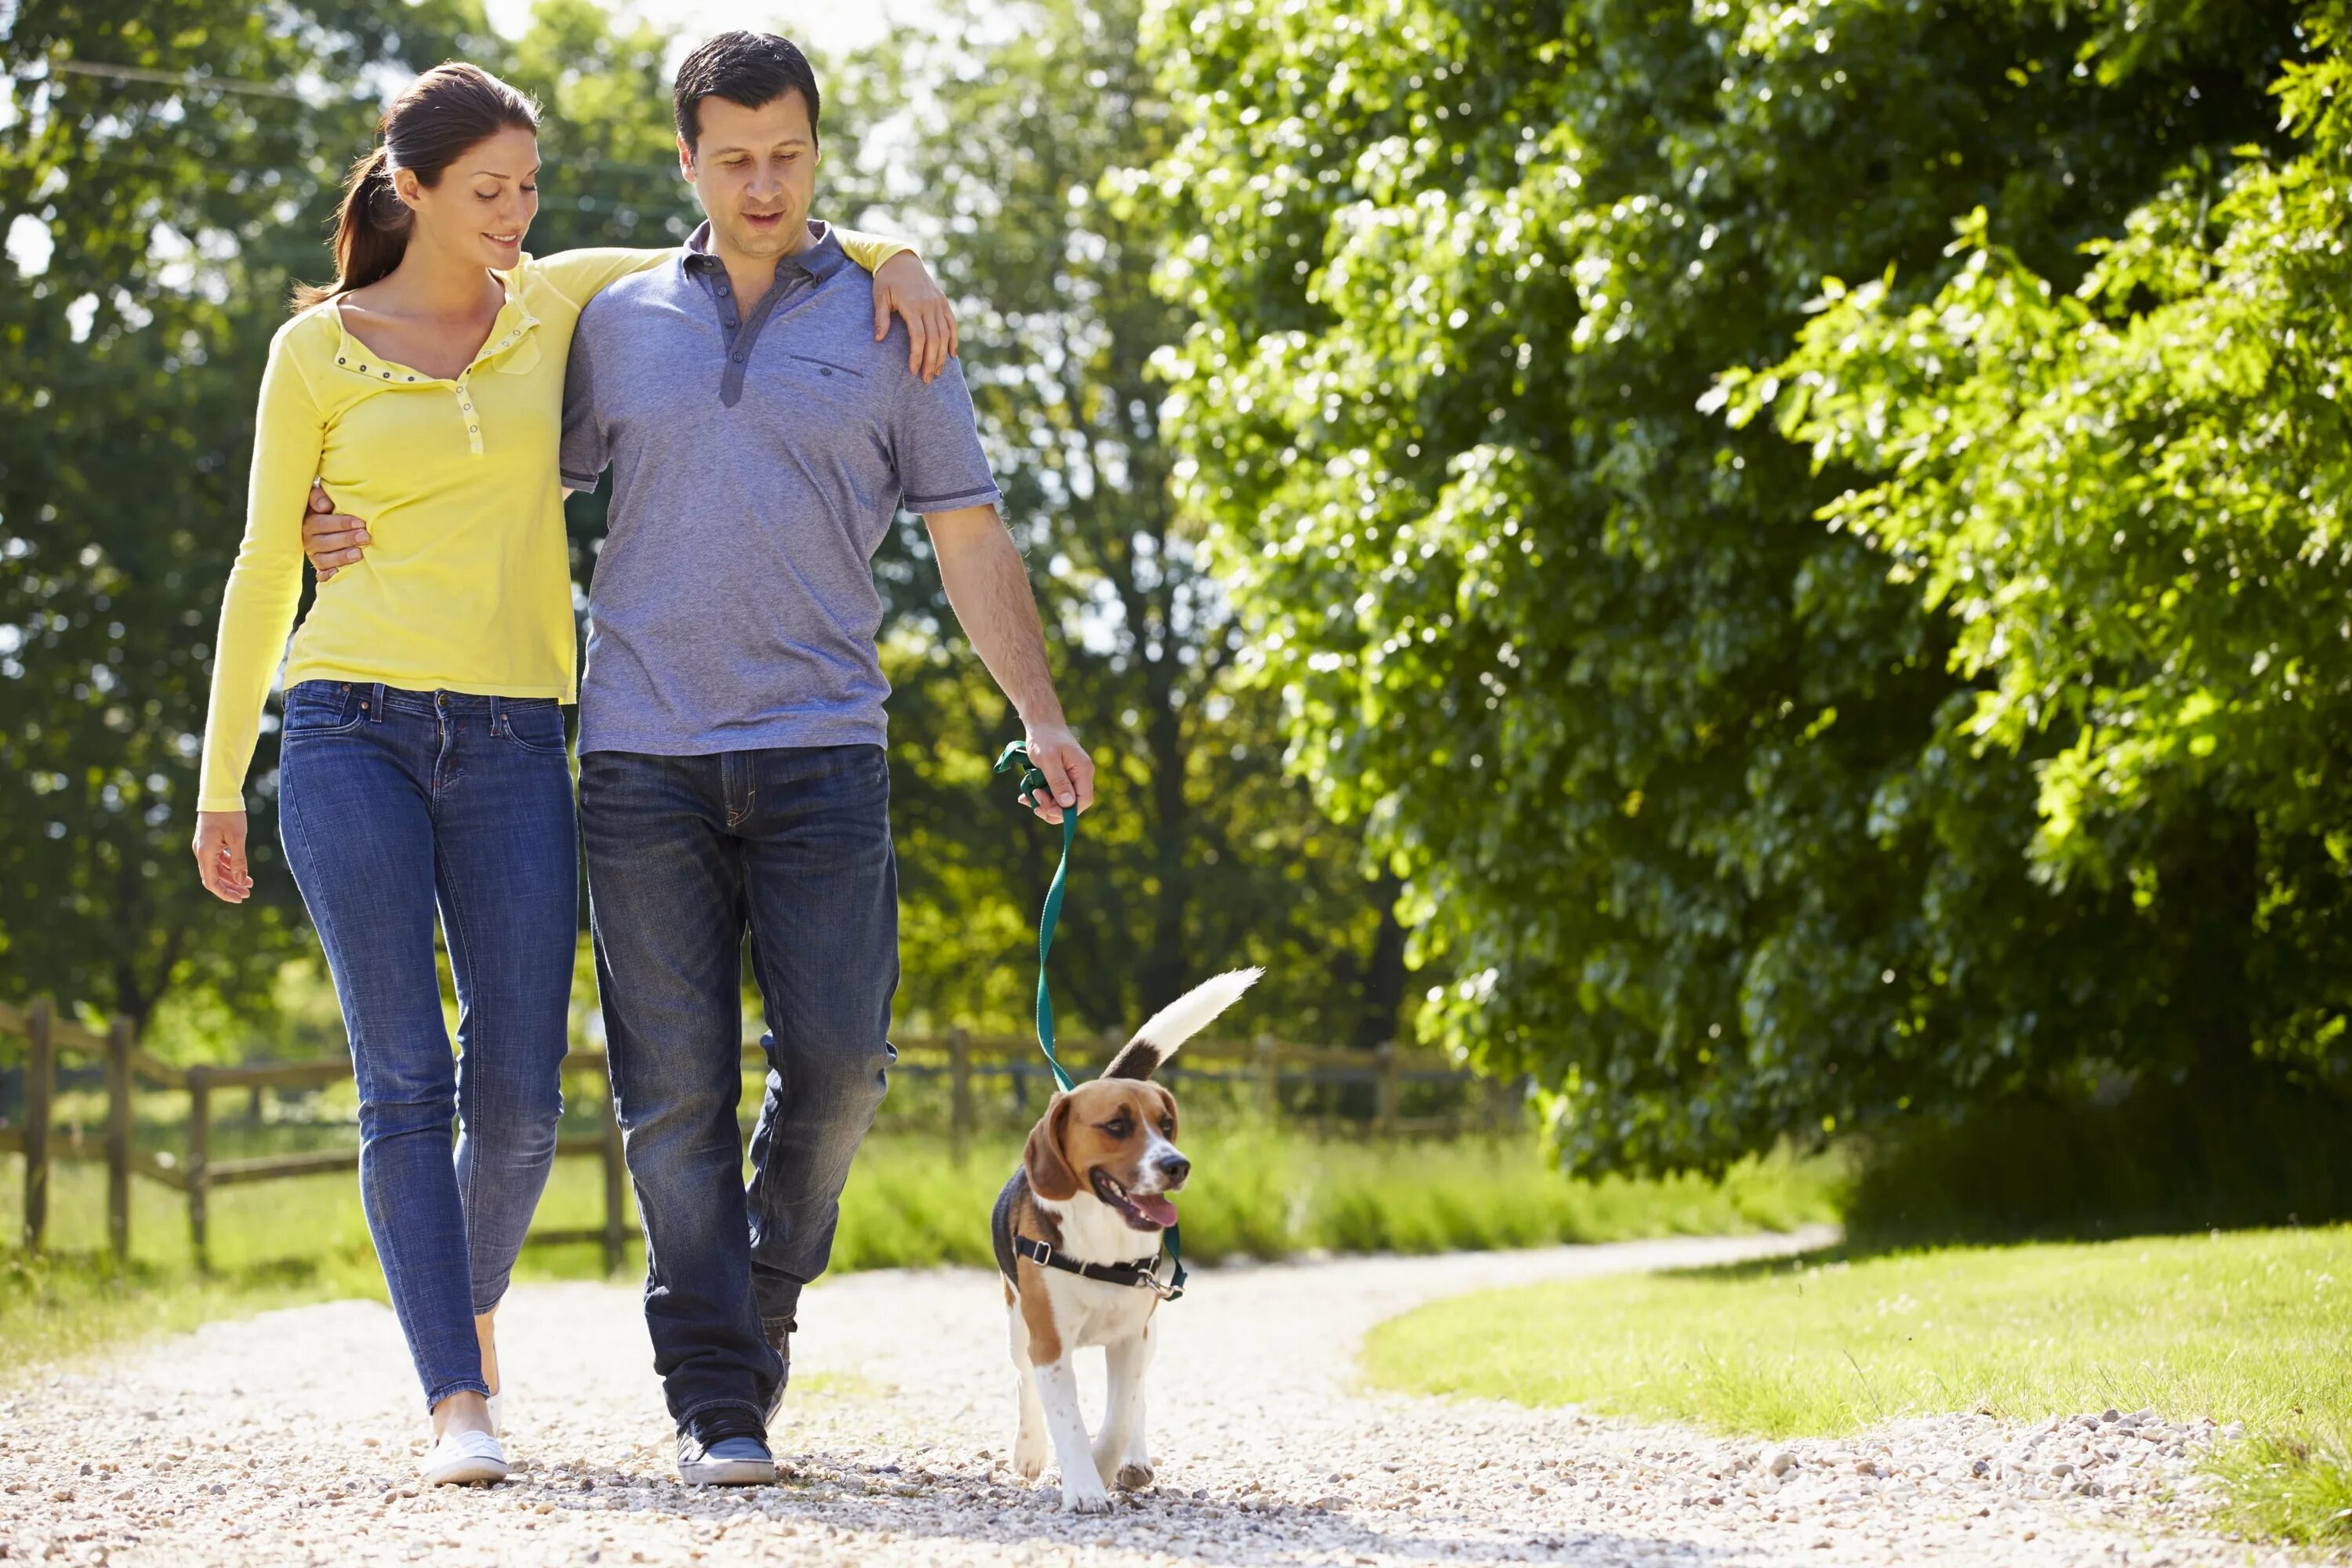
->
xmin=190 ymin=34 xmax=1094 ymax=1486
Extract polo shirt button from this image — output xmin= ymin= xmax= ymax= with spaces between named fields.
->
xmin=732 ymin=353 xmax=746 ymax=364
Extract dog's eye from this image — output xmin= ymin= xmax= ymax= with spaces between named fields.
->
xmin=1102 ymin=1119 xmax=1134 ymax=1139
xmin=1159 ymin=1116 xmax=1175 ymax=1135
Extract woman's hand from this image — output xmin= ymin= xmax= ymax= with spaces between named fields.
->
xmin=871 ymin=252 xmax=960 ymax=383
xmin=192 ymin=810 xmax=254 ymax=904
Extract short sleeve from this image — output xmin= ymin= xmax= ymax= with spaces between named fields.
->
xmin=561 ymin=317 xmax=608 ymax=490
xmin=530 ymin=248 xmax=670 ymax=312
xmin=833 ymin=228 xmax=915 ymax=275
xmin=889 ymin=354 xmax=1003 ymax=516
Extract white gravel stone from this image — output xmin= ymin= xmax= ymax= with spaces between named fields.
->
xmin=0 ymin=1225 xmax=2298 ymax=1566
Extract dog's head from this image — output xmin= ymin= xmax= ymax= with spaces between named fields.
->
xmin=1024 ymin=1077 xmax=1188 ymax=1231
xmin=1021 ymin=967 xmax=1260 ymax=1233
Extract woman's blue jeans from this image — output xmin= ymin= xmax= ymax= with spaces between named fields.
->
xmin=275 ymin=680 xmax=576 ymax=1410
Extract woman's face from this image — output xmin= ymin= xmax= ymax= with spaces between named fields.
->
xmin=395 ymin=125 xmax=541 ymax=272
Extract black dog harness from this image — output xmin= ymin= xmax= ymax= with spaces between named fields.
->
xmin=993 ymin=1168 xmax=1185 ymax=1301
xmin=1013 ymin=1235 xmax=1184 ymax=1299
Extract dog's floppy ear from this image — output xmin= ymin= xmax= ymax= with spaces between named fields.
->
xmin=1023 ymin=1094 xmax=1081 ymax=1202
xmin=1102 ymin=967 xmax=1263 ymax=1080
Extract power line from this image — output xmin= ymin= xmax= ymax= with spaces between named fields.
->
xmin=42 ymin=59 xmax=313 ymax=102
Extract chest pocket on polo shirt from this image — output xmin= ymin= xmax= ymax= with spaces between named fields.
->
xmin=786 ymin=353 xmax=864 ymax=381
xmin=768 ymin=352 xmax=875 ymax=426
xmin=493 ymin=336 xmax=543 ymax=376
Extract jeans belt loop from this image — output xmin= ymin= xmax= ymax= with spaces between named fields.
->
xmin=367 ymin=681 xmax=387 ymax=724
xmin=488 ymin=694 xmax=503 ymax=731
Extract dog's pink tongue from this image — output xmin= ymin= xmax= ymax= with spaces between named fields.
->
xmin=1134 ymin=1193 xmax=1178 ymax=1229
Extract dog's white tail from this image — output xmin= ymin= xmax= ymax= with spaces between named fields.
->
xmin=1100 ymin=967 xmax=1262 ymax=1080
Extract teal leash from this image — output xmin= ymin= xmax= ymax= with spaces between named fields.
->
xmin=995 ymin=740 xmax=1185 ymax=1301
xmin=994 ymin=741 xmax=1078 ymax=1096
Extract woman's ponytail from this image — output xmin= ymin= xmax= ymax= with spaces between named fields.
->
xmin=292 ymin=146 xmax=416 ymax=310
xmin=289 ymin=64 xmax=539 ymax=313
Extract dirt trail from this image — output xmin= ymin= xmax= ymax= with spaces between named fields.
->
xmin=0 ymin=1225 xmax=2286 ymax=1566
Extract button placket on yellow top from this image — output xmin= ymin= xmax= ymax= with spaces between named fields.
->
xmin=330 ymin=290 xmax=541 ymax=458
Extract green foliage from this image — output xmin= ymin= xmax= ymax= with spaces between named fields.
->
xmin=1725 ymin=7 xmax=2352 ymax=1093
xmin=1846 ymin=1080 xmax=2352 ymax=1243
xmin=833 ymin=0 xmax=1410 ymax=1042
xmin=1145 ymin=0 xmax=2301 ymax=1173
xmin=0 ymin=2 xmax=498 ymax=1028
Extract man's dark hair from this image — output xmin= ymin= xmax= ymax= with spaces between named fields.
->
xmin=673 ymin=31 xmax=822 ymax=151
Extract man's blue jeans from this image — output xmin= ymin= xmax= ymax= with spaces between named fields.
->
xmin=275 ymin=680 xmax=576 ymax=1410
xmin=579 ymin=745 xmax=897 ymax=1429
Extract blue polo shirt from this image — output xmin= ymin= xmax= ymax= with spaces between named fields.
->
xmin=561 ymin=220 xmax=1003 ymax=757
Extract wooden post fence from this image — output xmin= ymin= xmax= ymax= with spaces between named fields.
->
xmin=105 ymin=1018 xmax=132 ymax=1259
xmin=186 ymin=1064 xmax=212 ymax=1269
xmin=947 ymin=1026 xmax=972 ymax=1164
xmin=599 ymin=1073 xmax=627 ymax=1276
xmin=21 ymin=997 xmax=49 ymax=1252
xmin=0 ymin=1006 xmax=1504 ymax=1265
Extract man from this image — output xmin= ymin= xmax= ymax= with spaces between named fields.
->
xmin=303 ymin=31 xmax=1094 ymax=1486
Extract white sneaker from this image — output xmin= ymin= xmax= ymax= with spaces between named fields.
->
xmin=419 ymin=1428 xmax=508 ymax=1486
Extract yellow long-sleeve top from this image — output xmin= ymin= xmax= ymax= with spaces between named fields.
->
xmin=196 ymin=234 xmax=911 ymax=813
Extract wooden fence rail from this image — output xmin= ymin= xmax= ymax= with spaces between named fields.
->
xmin=0 ymin=998 xmax=1515 ymax=1273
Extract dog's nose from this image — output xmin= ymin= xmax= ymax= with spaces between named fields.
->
xmin=1158 ymin=1153 xmax=1190 ymax=1186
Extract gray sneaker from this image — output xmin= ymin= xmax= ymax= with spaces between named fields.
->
xmin=761 ymin=1316 xmax=795 ymax=1426
xmin=677 ymin=1414 xmax=775 ymax=1486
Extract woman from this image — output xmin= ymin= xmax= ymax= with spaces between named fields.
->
xmin=187 ymin=63 xmax=950 ymax=1485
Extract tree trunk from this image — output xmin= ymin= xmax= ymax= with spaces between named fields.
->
xmin=1357 ymin=871 xmax=1409 ymax=1049
xmin=1141 ymin=649 xmax=1189 ymax=1016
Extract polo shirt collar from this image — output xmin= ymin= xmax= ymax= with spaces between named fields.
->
xmin=681 ymin=220 xmax=848 ymax=284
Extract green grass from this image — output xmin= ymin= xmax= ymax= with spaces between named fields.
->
xmin=1362 ymin=1225 xmax=2352 ymax=1544
xmin=0 ymin=1131 xmax=1838 ymax=1380
xmin=836 ymin=1131 xmax=1842 ymax=1270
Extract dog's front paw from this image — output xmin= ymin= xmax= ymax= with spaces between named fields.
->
xmin=1013 ymin=1430 xmax=1048 ymax=1483
xmin=1060 ymin=1479 xmax=1116 ymax=1514
xmin=1114 ymin=1462 xmax=1155 ymax=1491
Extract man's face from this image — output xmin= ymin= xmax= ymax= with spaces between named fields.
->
xmin=681 ymin=90 xmax=821 ymax=263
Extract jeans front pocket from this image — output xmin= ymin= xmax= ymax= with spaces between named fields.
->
xmin=279 ymin=681 xmax=362 ymax=738
xmin=499 ymin=700 xmax=571 ymax=756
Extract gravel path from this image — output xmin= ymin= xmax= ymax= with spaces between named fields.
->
xmin=0 ymin=1225 xmax=2300 ymax=1566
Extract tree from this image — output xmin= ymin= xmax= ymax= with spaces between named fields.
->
xmin=1147 ymin=0 xmax=2296 ymax=1171
xmin=0 ymin=0 xmax=782 ymax=1041
xmin=833 ymin=0 xmax=1410 ymax=1044
xmin=0 ymin=0 xmax=485 ymax=1033
xmin=1725 ymin=5 xmax=2352 ymax=1096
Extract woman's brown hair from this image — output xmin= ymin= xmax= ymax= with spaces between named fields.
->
xmin=292 ymin=64 xmax=540 ymax=312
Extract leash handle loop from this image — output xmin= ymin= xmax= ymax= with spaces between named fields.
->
xmin=996 ymin=741 xmax=1078 ymax=1094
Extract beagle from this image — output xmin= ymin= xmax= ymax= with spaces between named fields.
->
xmin=991 ymin=967 xmax=1261 ymax=1512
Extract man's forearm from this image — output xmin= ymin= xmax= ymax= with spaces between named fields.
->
xmin=928 ymin=508 xmax=1064 ymax=725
